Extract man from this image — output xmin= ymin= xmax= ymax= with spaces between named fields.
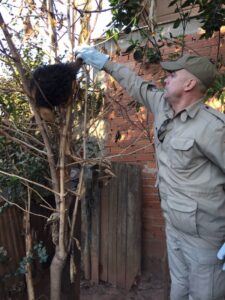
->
xmin=76 ymin=46 xmax=225 ymax=300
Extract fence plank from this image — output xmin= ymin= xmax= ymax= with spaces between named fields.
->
xmin=108 ymin=163 xmax=118 ymax=285
xmin=99 ymin=180 xmax=109 ymax=282
xmin=116 ymin=163 xmax=128 ymax=288
xmin=126 ymin=164 xmax=141 ymax=290
xmin=90 ymin=171 xmax=100 ymax=283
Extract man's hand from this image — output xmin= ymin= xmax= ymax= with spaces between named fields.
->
xmin=217 ymin=243 xmax=225 ymax=270
xmin=75 ymin=46 xmax=109 ymax=70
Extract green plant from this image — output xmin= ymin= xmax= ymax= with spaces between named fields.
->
xmin=169 ymin=0 xmax=225 ymax=50
xmin=33 ymin=241 xmax=48 ymax=264
xmin=0 ymin=246 xmax=10 ymax=264
xmin=205 ymin=73 xmax=225 ymax=107
xmin=108 ymin=0 xmax=144 ymax=33
xmin=124 ymin=38 xmax=161 ymax=63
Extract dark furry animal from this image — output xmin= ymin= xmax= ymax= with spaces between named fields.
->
xmin=30 ymin=59 xmax=82 ymax=109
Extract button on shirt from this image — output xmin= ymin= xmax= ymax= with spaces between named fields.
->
xmin=104 ymin=61 xmax=225 ymax=245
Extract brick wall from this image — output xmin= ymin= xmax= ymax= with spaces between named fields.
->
xmin=104 ymin=31 xmax=225 ymax=284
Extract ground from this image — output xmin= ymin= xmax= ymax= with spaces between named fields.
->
xmin=80 ymin=272 xmax=168 ymax=300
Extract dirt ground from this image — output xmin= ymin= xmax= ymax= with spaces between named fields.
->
xmin=80 ymin=273 xmax=168 ymax=300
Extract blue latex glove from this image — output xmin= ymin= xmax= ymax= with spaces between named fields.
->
xmin=217 ymin=242 xmax=225 ymax=270
xmin=75 ymin=46 xmax=109 ymax=70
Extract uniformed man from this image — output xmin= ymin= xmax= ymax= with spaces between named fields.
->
xmin=76 ymin=46 xmax=225 ymax=300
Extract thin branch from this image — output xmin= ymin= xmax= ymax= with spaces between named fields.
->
xmin=68 ymin=66 xmax=89 ymax=251
xmin=67 ymin=167 xmax=84 ymax=251
xmin=73 ymin=3 xmax=121 ymax=15
xmin=107 ymin=144 xmax=151 ymax=159
xmin=0 ymin=124 xmax=45 ymax=148
xmin=22 ymin=183 xmax=54 ymax=210
xmin=0 ymin=169 xmax=60 ymax=196
xmin=86 ymin=0 xmax=103 ymax=41
xmin=40 ymin=204 xmax=57 ymax=212
xmin=0 ymin=195 xmax=48 ymax=219
xmin=0 ymin=128 xmax=47 ymax=156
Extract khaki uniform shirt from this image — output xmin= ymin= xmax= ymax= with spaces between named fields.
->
xmin=104 ymin=61 xmax=225 ymax=245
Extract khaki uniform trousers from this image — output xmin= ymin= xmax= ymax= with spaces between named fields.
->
xmin=166 ymin=223 xmax=225 ymax=300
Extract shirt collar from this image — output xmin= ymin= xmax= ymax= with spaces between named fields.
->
xmin=174 ymin=98 xmax=204 ymax=122
xmin=185 ymin=98 xmax=204 ymax=119
xmin=164 ymin=97 xmax=205 ymax=121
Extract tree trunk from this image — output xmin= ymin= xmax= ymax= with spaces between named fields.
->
xmin=50 ymin=248 xmax=67 ymax=300
xmin=25 ymin=188 xmax=35 ymax=300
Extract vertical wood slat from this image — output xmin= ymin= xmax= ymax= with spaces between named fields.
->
xmin=107 ymin=163 xmax=118 ymax=285
xmin=90 ymin=170 xmax=100 ymax=283
xmin=99 ymin=178 xmax=109 ymax=282
xmin=126 ymin=164 xmax=142 ymax=290
xmin=116 ymin=163 xmax=127 ymax=288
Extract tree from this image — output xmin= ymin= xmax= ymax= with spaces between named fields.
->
xmin=0 ymin=1 xmax=109 ymax=299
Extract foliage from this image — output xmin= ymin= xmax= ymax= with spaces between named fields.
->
xmin=124 ymin=36 xmax=161 ymax=64
xmin=108 ymin=0 xmax=144 ymax=34
xmin=169 ymin=0 xmax=225 ymax=39
xmin=33 ymin=241 xmax=48 ymax=264
xmin=16 ymin=255 xmax=34 ymax=275
xmin=0 ymin=135 xmax=50 ymax=203
xmin=206 ymin=73 xmax=225 ymax=105
xmin=0 ymin=242 xmax=48 ymax=282
xmin=0 ymin=246 xmax=10 ymax=264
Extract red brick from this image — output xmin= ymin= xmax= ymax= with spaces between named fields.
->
xmin=142 ymin=177 xmax=157 ymax=185
xmin=143 ymin=225 xmax=165 ymax=240
xmin=143 ymin=201 xmax=161 ymax=210
xmin=144 ymin=194 xmax=161 ymax=203
xmin=142 ymin=239 xmax=167 ymax=259
xmin=143 ymin=208 xmax=163 ymax=218
xmin=142 ymin=186 xmax=159 ymax=195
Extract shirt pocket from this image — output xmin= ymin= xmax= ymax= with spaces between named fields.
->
xmin=169 ymin=138 xmax=195 ymax=169
xmin=167 ymin=196 xmax=198 ymax=236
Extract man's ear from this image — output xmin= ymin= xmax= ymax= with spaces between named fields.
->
xmin=184 ymin=78 xmax=197 ymax=92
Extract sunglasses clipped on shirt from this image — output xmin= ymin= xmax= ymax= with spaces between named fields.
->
xmin=157 ymin=118 xmax=171 ymax=143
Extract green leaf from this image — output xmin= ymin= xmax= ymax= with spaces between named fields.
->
xmin=125 ymin=44 xmax=136 ymax=53
xmin=0 ymin=246 xmax=10 ymax=263
xmin=173 ymin=18 xmax=181 ymax=29
xmin=181 ymin=0 xmax=195 ymax=8
xmin=133 ymin=48 xmax=144 ymax=61
xmin=169 ymin=0 xmax=178 ymax=7
xmin=124 ymin=26 xmax=132 ymax=34
xmin=34 ymin=242 xmax=48 ymax=264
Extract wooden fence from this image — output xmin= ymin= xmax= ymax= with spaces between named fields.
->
xmin=0 ymin=206 xmax=25 ymax=299
xmin=81 ymin=162 xmax=142 ymax=290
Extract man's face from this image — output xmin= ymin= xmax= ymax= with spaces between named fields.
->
xmin=163 ymin=69 xmax=190 ymax=104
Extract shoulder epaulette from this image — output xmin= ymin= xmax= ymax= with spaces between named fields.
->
xmin=203 ymin=105 xmax=225 ymax=124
